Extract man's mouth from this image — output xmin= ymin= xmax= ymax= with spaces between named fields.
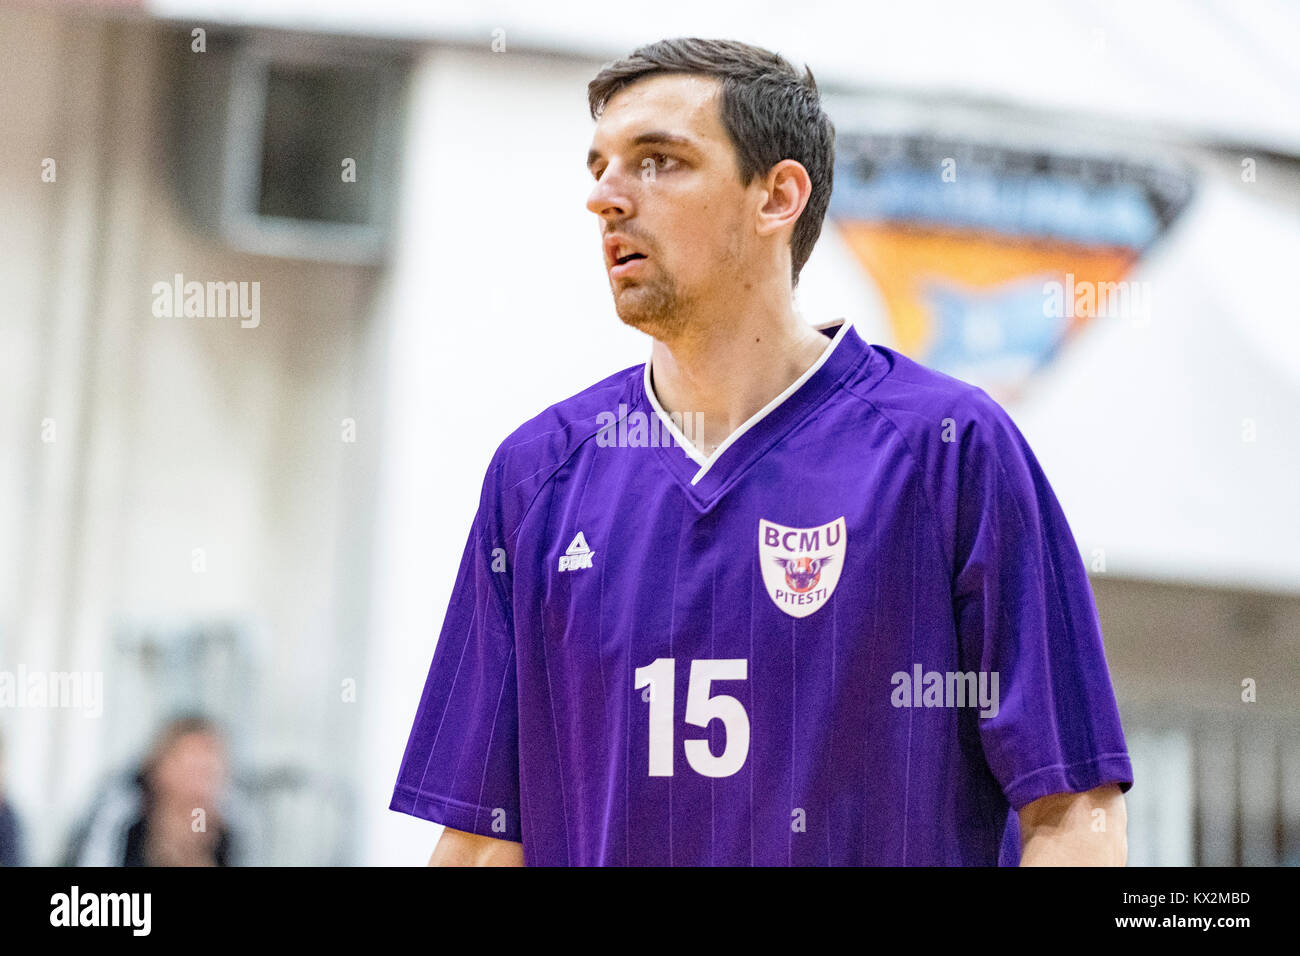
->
xmin=610 ymin=252 xmax=648 ymax=279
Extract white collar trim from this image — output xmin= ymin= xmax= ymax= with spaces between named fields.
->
xmin=642 ymin=318 xmax=854 ymax=486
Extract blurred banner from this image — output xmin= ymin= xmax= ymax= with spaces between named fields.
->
xmin=830 ymin=133 xmax=1194 ymax=401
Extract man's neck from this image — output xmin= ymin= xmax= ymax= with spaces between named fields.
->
xmin=648 ymin=305 xmax=833 ymax=459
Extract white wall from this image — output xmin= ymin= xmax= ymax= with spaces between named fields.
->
xmin=1015 ymin=174 xmax=1300 ymax=595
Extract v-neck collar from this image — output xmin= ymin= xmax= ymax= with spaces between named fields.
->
xmin=631 ymin=318 xmax=869 ymax=509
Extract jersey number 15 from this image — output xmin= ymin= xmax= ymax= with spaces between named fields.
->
xmin=633 ymin=658 xmax=750 ymax=778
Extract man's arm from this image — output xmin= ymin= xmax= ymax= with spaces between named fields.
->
xmin=427 ymin=826 xmax=525 ymax=867
xmin=1017 ymin=784 xmax=1127 ymax=866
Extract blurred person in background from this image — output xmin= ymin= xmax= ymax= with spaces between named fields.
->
xmin=0 ymin=728 xmax=23 ymax=866
xmin=62 ymin=713 xmax=250 ymax=866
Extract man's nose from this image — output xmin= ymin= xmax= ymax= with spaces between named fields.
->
xmin=586 ymin=162 xmax=636 ymax=219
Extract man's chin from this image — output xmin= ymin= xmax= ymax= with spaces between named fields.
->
xmin=611 ymin=282 xmax=686 ymax=337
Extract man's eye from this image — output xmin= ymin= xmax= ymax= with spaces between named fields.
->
xmin=638 ymin=153 xmax=677 ymax=173
xmin=590 ymin=154 xmax=676 ymax=179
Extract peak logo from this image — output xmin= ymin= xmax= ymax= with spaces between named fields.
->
xmin=558 ymin=531 xmax=595 ymax=572
xmin=758 ymin=517 xmax=846 ymax=618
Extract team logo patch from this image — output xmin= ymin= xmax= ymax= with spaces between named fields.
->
xmin=758 ymin=517 xmax=847 ymax=618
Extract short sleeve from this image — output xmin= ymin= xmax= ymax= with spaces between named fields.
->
xmin=389 ymin=459 xmax=522 ymax=842
xmin=952 ymin=396 xmax=1134 ymax=812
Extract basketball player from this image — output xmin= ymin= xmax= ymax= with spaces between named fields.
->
xmin=390 ymin=37 xmax=1132 ymax=866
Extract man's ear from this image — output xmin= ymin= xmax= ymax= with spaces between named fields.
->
xmin=755 ymin=159 xmax=811 ymax=239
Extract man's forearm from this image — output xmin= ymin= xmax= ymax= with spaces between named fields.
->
xmin=427 ymin=826 xmax=525 ymax=866
xmin=1018 ymin=784 xmax=1128 ymax=866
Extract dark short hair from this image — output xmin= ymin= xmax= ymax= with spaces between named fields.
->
xmin=588 ymin=37 xmax=835 ymax=289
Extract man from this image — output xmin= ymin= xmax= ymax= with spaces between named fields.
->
xmin=390 ymin=37 xmax=1132 ymax=866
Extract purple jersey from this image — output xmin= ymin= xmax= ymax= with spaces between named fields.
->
xmin=390 ymin=319 xmax=1133 ymax=865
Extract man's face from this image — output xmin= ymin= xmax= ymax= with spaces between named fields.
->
xmin=153 ymin=732 xmax=228 ymax=808
xmin=586 ymin=73 xmax=756 ymax=338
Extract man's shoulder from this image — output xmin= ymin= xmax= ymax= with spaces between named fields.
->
xmin=497 ymin=363 xmax=641 ymax=460
xmin=480 ymin=362 xmax=642 ymax=509
xmin=853 ymin=343 xmax=1014 ymax=441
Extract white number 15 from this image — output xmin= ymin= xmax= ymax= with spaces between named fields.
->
xmin=633 ymin=657 xmax=750 ymax=778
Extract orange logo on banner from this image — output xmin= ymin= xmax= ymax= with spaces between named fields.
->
xmin=828 ymin=133 xmax=1193 ymax=402
xmin=838 ymin=223 xmax=1138 ymax=364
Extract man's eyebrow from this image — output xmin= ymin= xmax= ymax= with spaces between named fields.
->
xmin=586 ymin=132 xmax=700 ymax=170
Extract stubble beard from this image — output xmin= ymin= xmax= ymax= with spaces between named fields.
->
xmin=611 ymin=265 xmax=694 ymax=341
xmin=612 ymin=226 xmax=745 ymax=342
